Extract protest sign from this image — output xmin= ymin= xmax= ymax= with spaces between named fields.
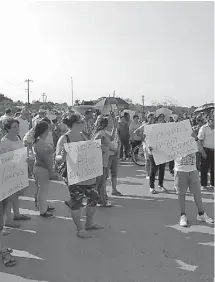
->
xmin=144 ymin=120 xmax=198 ymax=165
xmin=0 ymin=148 xmax=28 ymax=201
xmin=64 ymin=140 xmax=103 ymax=185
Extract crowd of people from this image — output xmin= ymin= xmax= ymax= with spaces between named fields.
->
xmin=0 ymin=105 xmax=213 ymax=266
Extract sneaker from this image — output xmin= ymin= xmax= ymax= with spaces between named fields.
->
xmin=197 ymin=213 xmax=214 ymax=224
xmin=149 ymin=188 xmax=158 ymax=194
xmin=201 ymin=186 xmax=207 ymax=191
xmin=158 ymin=185 xmax=167 ymax=192
xmin=179 ymin=214 xmax=188 ymax=227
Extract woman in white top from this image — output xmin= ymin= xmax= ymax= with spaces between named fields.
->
xmin=0 ymin=118 xmax=30 ymax=267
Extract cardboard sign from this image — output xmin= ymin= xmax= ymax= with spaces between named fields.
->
xmin=0 ymin=148 xmax=28 ymax=201
xmin=64 ymin=140 xmax=103 ymax=185
xmin=144 ymin=120 xmax=198 ymax=165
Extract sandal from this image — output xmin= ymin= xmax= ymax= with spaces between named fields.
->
xmin=5 ymin=222 xmax=20 ymax=228
xmin=1 ymin=249 xmax=16 ymax=267
xmin=14 ymin=215 xmax=31 ymax=221
xmin=98 ymin=201 xmax=113 ymax=207
xmin=40 ymin=211 xmax=54 ymax=218
xmin=47 ymin=206 xmax=56 ymax=212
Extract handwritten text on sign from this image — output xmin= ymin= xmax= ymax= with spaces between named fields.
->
xmin=144 ymin=120 xmax=198 ymax=165
xmin=64 ymin=140 xmax=103 ymax=185
xmin=0 ymin=148 xmax=28 ymax=201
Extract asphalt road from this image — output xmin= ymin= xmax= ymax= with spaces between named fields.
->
xmin=0 ymin=161 xmax=214 ymax=282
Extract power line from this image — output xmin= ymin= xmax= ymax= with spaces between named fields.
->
xmin=7 ymin=81 xmax=25 ymax=86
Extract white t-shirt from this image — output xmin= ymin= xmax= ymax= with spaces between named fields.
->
xmin=174 ymin=153 xmax=196 ymax=172
xmin=198 ymin=123 xmax=214 ymax=149
xmin=16 ymin=116 xmax=30 ymax=140
xmin=0 ymin=136 xmax=24 ymax=154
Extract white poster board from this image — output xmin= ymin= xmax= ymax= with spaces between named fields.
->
xmin=64 ymin=140 xmax=103 ymax=185
xmin=0 ymin=148 xmax=28 ymax=201
xmin=144 ymin=120 xmax=198 ymax=165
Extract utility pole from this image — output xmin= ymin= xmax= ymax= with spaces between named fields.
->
xmin=71 ymin=77 xmax=74 ymax=106
xmin=42 ymin=93 xmax=47 ymax=104
xmin=25 ymin=79 xmax=33 ymax=107
xmin=142 ymin=95 xmax=145 ymax=121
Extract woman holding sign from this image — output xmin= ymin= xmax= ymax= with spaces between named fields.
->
xmin=0 ymin=118 xmax=32 ymax=267
xmin=55 ymin=114 xmax=102 ymax=239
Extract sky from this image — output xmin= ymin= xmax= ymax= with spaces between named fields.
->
xmin=0 ymin=1 xmax=214 ymax=107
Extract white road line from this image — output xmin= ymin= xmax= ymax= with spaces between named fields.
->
xmin=0 ymin=272 xmax=49 ymax=282
xmin=175 ymin=259 xmax=198 ymax=272
xmin=12 ymin=249 xmax=44 ymax=260
xmin=5 ymin=227 xmax=36 ymax=234
xmin=166 ymin=224 xmax=214 ymax=235
xmin=199 ymin=242 xmax=214 ymax=247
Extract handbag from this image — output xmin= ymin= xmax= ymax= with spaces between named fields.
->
xmin=57 ymin=134 xmax=70 ymax=178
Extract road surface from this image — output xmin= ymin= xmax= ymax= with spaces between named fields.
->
xmin=0 ymin=161 xmax=214 ymax=282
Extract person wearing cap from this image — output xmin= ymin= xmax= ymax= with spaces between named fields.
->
xmin=0 ymin=108 xmax=12 ymax=122
xmin=83 ymin=109 xmax=95 ymax=139
xmin=32 ymin=107 xmax=47 ymax=128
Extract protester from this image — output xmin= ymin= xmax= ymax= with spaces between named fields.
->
xmin=192 ymin=116 xmax=204 ymax=172
xmin=83 ymin=109 xmax=95 ymax=139
xmin=0 ymin=118 xmax=31 ymax=229
xmin=106 ymin=116 xmax=122 ymax=196
xmin=134 ymin=112 xmax=155 ymax=179
xmin=118 ymin=116 xmax=130 ymax=160
xmin=174 ymin=130 xmax=214 ymax=227
xmin=55 ymin=114 xmax=102 ymax=238
xmin=148 ymin=114 xmax=167 ymax=194
xmin=129 ymin=115 xmax=142 ymax=160
xmin=33 ymin=121 xmax=56 ymax=217
xmin=198 ymin=111 xmax=214 ymax=190
xmin=0 ymin=108 xmax=12 ymax=122
xmin=93 ymin=117 xmax=117 ymax=206
xmin=32 ymin=107 xmax=46 ymax=127
xmin=15 ymin=107 xmax=30 ymax=140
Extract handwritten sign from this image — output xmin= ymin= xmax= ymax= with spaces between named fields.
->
xmin=0 ymin=148 xmax=28 ymax=201
xmin=64 ymin=140 xmax=103 ymax=185
xmin=144 ymin=120 xmax=198 ymax=165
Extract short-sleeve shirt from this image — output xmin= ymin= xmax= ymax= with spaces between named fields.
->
xmin=174 ymin=153 xmax=197 ymax=172
xmin=0 ymin=136 xmax=24 ymax=154
xmin=198 ymin=123 xmax=214 ymax=149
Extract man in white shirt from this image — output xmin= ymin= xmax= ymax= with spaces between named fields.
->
xmin=198 ymin=111 xmax=214 ymax=190
xmin=15 ymin=107 xmax=30 ymax=140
